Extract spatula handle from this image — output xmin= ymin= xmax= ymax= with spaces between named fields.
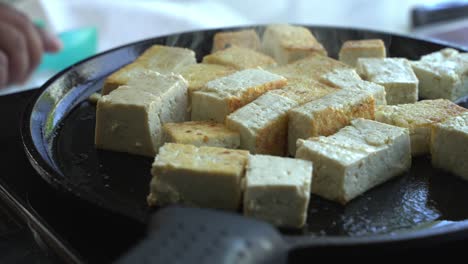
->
xmin=116 ymin=206 xmax=288 ymax=264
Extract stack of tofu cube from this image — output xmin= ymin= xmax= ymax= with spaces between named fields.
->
xmin=94 ymin=23 xmax=468 ymax=229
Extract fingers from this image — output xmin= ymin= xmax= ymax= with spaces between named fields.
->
xmin=37 ymin=26 xmax=62 ymax=53
xmin=0 ymin=4 xmax=62 ymax=88
xmin=0 ymin=22 xmax=29 ymax=84
xmin=0 ymin=5 xmax=43 ymax=78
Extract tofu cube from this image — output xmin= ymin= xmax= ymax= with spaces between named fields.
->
xmin=320 ymin=68 xmax=387 ymax=105
xmin=138 ymin=45 xmax=196 ymax=72
xmin=102 ymin=64 xmax=147 ymax=95
xmin=411 ymin=48 xmax=468 ymax=101
xmin=319 ymin=66 xmax=361 ymax=83
xmin=296 ymin=119 xmax=411 ymax=204
xmin=270 ymin=77 xmax=338 ymax=105
xmin=243 ymin=154 xmax=313 ymax=228
xmin=262 ymin=24 xmax=327 ymax=65
xmin=102 ymin=45 xmax=196 ymax=95
xmin=88 ymin=92 xmax=102 ymax=104
xmin=268 ymin=53 xmax=350 ymax=82
xmin=95 ymin=72 xmax=188 ymax=156
xmin=339 ymin=39 xmax=386 ymax=67
xmin=212 ymin=29 xmax=261 ymax=52
xmin=95 ymin=88 xmax=160 ymax=157
xmin=288 ymin=89 xmax=375 ymax=156
xmin=226 ymin=93 xmax=298 ymax=156
xmin=147 ymin=143 xmax=249 ymax=210
xmin=163 ymin=121 xmax=240 ymax=149
xmin=179 ymin=63 xmax=235 ymax=113
xmin=191 ymin=69 xmax=287 ymax=122
xmin=179 ymin=63 xmax=236 ymax=94
xmin=431 ymin=112 xmax=468 ymax=181
xmin=202 ymin=46 xmax=276 ymax=70
xmin=376 ymin=99 xmax=468 ymax=156
xmin=357 ymin=58 xmax=418 ymax=105
xmin=122 ymin=71 xmax=190 ymax=121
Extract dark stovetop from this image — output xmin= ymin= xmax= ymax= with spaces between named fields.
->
xmin=0 ymin=89 xmax=146 ymax=264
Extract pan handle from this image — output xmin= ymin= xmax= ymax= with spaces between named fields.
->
xmin=115 ymin=206 xmax=288 ymax=264
xmin=411 ymin=1 xmax=468 ymax=28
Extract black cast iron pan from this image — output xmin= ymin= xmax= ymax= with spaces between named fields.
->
xmin=21 ymin=25 xmax=468 ymax=255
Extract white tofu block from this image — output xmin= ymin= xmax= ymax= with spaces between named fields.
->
xmin=95 ymin=72 xmax=188 ymax=156
xmin=357 ymin=58 xmax=418 ymax=105
xmin=95 ymin=88 xmax=160 ymax=157
xmin=411 ymin=48 xmax=468 ymax=101
xmin=243 ymin=154 xmax=313 ymax=228
xmin=288 ymin=89 xmax=375 ymax=156
xmin=320 ymin=68 xmax=387 ymax=105
xmin=376 ymin=99 xmax=467 ymax=156
xmin=262 ymin=24 xmax=327 ymax=65
xmin=296 ymin=119 xmax=411 ymax=204
xmin=431 ymin=112 xmax=468 ymax=181
xmin=147 ymin=143 xmax=249 ymax=210
xmin=226 ymin=93 xmax=298 ymax=156
xmin=124 ymin=71 xmax=190 ymax=122
xmin=191 ymin=69 xmax=287 ymax=122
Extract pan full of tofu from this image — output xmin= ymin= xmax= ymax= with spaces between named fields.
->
xmin=22 ymin=24 xmax=468 ymax=246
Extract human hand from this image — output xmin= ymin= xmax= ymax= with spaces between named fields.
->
xmin=0 ymin=4 xmax=61 ymax=88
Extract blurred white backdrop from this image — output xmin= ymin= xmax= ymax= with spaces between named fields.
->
xmin=19 ymin=0 xmax=446 ymax=52
xmin=2 ymin=0 xmax=453 ymax=95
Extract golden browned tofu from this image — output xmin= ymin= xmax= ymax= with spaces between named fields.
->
xmin=134 ymin=45 xmax=196 ymax=72
xmin=376 ymin=99 xmax=468 ymax=156
xmin=163 ymin=121 xmax=240 ymax=149
xmin=179 ymin=63 xmax=236 ymax=94
xmin=202 ymin=46 xmax=276 ymax=70
xmin=262 ymin=24 xmax=327 ymax=64
xmin=212 ymin=29 xmax=261 ymax=52
xmin=288 ymin=89 xmax=375 ymax=156
xmin=147 ymin=143 xmax=249 ymax=210
xmin=225 ymin=79 xmax=337 ymax=156
xmin=270 ymin=77 xmax=338 ymax=104
xmin=268 ymin=53 xmax=350 ymax=82
xmin=339 ymin=39 xmax=386 ymax=67
xmin=191 ymin=69 xmax=287 ymax=122
xmin=102 ymin=45 xmax=196 ymax=95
